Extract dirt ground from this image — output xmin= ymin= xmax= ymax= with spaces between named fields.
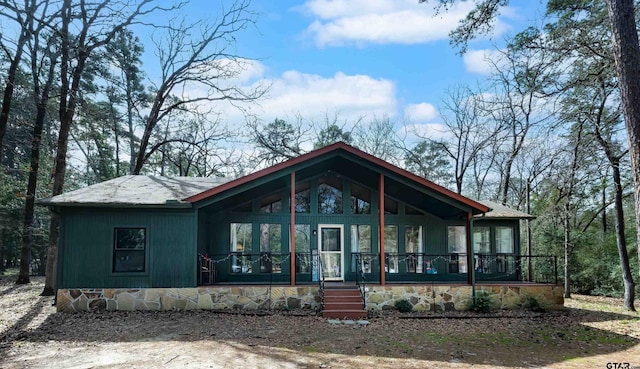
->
xmin=1 ymin=275 xmax=639 ymax=369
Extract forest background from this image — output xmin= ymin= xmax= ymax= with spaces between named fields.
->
xmin=0 ymin=0 xmax=639 ymax=309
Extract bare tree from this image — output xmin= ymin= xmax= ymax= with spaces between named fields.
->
xmin=249 ymin=116 xmax=307 ymax=166
xmin=420 ymin=0 xmax=640 ymax=299
xmin=0 ymin=0 xmax=36 ymax=156
xmin=148 ymin=113 xmax=233 ymax=177
xmin=17 ymin=28 xmax=59 ymax=285
xmin=132 ymin=0 xmax=266 ymax=174
xmin=434 ymin=85 xmax=502 ymax=194
xmin=483 ymin=45 xmax=558 ymax=205
xmin=353 ymin=114 xmax=401 ymax=164
xmin=42 ymin=0 xmax=171 ymax=293
xmin=605 ymin=0 xmax=640 ymax=282
xmin=4 ymin=0 xmax=60 ymax=284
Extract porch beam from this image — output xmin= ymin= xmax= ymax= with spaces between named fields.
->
xmin=379 ymin=173 xmax=385 ymax=286
xmin=290 ymin=171 xmax=296 ymax=286
xmin=466 ymin=212 xmax=473 ymax=285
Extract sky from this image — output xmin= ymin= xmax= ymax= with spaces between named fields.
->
xmin=138 ymin=0 xmax=549 ymax=143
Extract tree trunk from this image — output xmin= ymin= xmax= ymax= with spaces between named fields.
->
xmin=611 ymin=160 xmax=636 ymax=310
xmin=563 ymin=206 xmax=571 ymax=299
xmin=605 ymin=0 xmax=640 ymax=279
xmin=42 ymin=0 xmax=72 ymax=295
xmin=28 ymin=44 xmax=58 ymax=292
xmin=16 ymin=98 xmax=48 ymax=285
xmin=0 ymin=27 xmax=28 ymax=158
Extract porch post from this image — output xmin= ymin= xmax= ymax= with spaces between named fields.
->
xmin=379 ymin=173 xmax=385 ymax=286
xmin=466 ymin=212 xmax=473 ymax=285
xmin=290 ymin=171 xmax=296 ymax=286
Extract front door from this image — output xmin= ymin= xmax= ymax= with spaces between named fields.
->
xmin=318 ymin=224 xmax=344 ymax=281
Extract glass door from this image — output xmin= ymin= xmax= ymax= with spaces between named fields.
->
xmin=318 ymin=224 xmax=344 ymax=281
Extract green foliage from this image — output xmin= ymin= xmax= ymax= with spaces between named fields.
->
xmin=524 ymin=296 xmax=545 ymax=312
xmin=404 ymin=140 xmax=453 ymax=186
xmin=470 ymin=292 xmax=493 ymax=313
xmin=314 ymin=124 xmax=352 ymax=149
xmin=394 ymin=299 xmax=413 ymax=313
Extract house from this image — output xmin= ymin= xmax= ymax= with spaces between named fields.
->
xmin=40 ymin=142 xmax=563 ymax=316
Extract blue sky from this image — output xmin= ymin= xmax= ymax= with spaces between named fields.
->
xmin=140 ymin=0 xmax=549 ymax=139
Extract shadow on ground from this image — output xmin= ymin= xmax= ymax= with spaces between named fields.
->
xmin=2 ymin=300 xmax=638 ymax=368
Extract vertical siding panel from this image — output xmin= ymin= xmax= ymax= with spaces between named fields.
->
xmin=60 ymin=208 xmax=195 ymax=288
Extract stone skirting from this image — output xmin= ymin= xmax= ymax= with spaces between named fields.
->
xmin=56 ymin=284 xmax=563 ymax=313
xmin=56 ymin=286 xmax=321 ymax=313
xmin=364 ymin=284 xmax=564 ymax=312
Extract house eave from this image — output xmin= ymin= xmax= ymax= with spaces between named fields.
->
xmin=37 ymin=201 xmax=193 ymax=209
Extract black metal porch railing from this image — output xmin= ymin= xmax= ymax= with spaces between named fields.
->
xmin=316 ymin=252 xmax=326 ymax=309
xmin=353 ymin=253 xmax=367 ymax=309
xmin=198 ymin=252 xmax=558 ymax=285
xmin=381 ymin=253 xmax=557 ymax=284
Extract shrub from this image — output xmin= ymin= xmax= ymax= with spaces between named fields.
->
xmin=524 ymin=296 xmax=545 ymax=312
xmin=394 ymin=299 xmax=413 ymax=313
xmin=470 ymin=292 xmax=493 ymax=313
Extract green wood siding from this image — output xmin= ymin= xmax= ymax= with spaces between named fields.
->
xmin=58 ymin=208 xmax=196 ymax=289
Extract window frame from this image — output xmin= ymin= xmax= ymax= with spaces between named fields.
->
xmin=111 ymin=227 xmax=148 ymax=275
xmin=230 ymin=223 xmax=253 ymax=274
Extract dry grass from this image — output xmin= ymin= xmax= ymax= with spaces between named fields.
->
xmin=1 ymin=274 xmax=639 ymax=368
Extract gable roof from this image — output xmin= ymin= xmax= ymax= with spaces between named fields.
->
xmin=185 ymin=142 xmax=490 ymax=215
xmin=38 ymin=175 xmax=229 ymax=208
xmin=40 ymin=142 xmax=494 ymax=216
xmin=476 ymin=200 xmax=536 ymax=220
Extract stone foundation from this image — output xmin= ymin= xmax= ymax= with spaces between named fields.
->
xmin=56 ymin=286 xmax=321 ymax=313
xmin=364 ymin=284 xmax=564 ymax=312
xmin=56 ymin=284 xmax=563 ymax=313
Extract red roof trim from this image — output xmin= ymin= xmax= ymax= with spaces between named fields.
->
xmin=185 ymin=142 xmax=490 ymax=213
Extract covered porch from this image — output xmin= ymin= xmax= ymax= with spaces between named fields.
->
xmin=190 ymin=143 xmax=554 ymax=290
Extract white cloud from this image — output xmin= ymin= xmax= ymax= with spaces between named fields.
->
xmin=404 ymin=102 xmax=439 ymax=122
xmin=178 ymin=59 xmax=399 ymax=129
xmin=249 ymin=70 xmax=397 ymax=122
xmin=463 ymin=49 xmax=504 ymax=75
xmin=184 ymin=62 xmax=398 ymax=128
xmin=299 ymin=0 xmax=510 ymax=47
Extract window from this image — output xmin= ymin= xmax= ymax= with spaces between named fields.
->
xmin=318 ymin=176 xmax=343 ymax=214
xmin=294 ymin=182 xmax=311 ymax=213
xmin=495 ymin=226 xmax=514 ymax=254
xmin=295 ymin=224 xmax=311 ymax=252
xmin=405 ymin=225 xmax=423 ymax=273
xmin=113 ymin=228 xmax=146 ymax=273
xmin=259 ymin=224 xmax=282 ymax=273
xmin=473 ymin=227 xmax=491 ymax=253
xmin=405 ymin=226 xmax=423 ymax=253
xmin=350 ymin=225 xmax=371 ymax=253
xmin=294 ymin=224 xmax=311 ymax=273
xmin=384 ymin=225 xmax=399 ymax=273
xmin=447 ymin=225 xmax=467 ymax=273
xmin=230 ymin=223 xmax=252 ymax=273
xmin=260 ymin=193 xmax=281 ymax=213
xmin=383 ymin=197 xmax=398 ymax=214
xmin=351 ymin=225 xmax=372 ymax=273
xmin=473 ymin=226 xmax=491 ymax=273
xmin=350 ymin=183 xmax=371 ymax=214
xmin=447 ymin=226 xmax=466 ymax=254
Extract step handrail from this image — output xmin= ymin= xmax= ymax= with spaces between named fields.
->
xmin=354 ymin=253 xmax=367 ymax=310
xmin=317 ymin=252 xmax=326 ymax=310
